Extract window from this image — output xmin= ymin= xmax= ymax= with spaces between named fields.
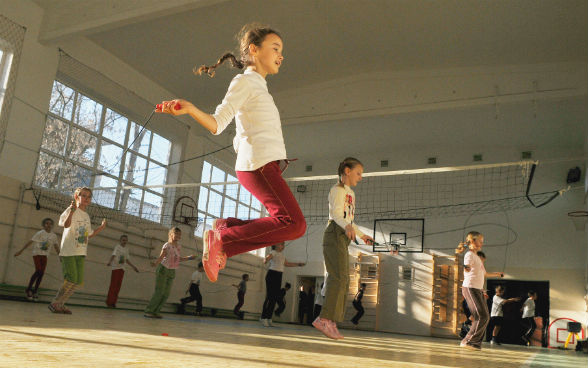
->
xmin=0 ymin=45 xmax=14 ymax=115
xmin=34 ymin=80 xmax=172 ymax=222
xmin=196 ymin=161 xmax=266 ymax=256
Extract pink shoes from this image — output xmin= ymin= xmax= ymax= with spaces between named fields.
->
xmin=312 ymin=317 xmax=343 ymax=340
xmin=202 ymin=230 xmax=226 ymax=282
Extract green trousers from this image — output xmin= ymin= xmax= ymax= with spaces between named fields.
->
xmin=145 ymin=264 xmax=176 ymax=314
xmin=319 ymin=221 xmax=350 ymax=322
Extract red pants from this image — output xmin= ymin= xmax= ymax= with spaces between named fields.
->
xmin=221 ymin=161 xmax=306 ymax=257
xmin=106 ymin=269 xmax=125 ymax=306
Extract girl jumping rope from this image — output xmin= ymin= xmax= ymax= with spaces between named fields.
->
xmin=456 ymin=231 xmax=504 ymax=350
xmin=156 ymin=24 xmax=306 ymax=282
xmin=313 ymin=157 xmax=374 ymax=340
xmin=49 ymin=187 xmax=106 ymax=314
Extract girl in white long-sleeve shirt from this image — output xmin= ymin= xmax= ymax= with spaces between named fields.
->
xmin=313 ymin=157 xmax=374 ymax=340
xmin=156 ymin=24 xmax=306 ymax=283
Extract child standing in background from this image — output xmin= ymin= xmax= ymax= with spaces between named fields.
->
xmin=313 ymin=157 xmax=374 ymax=340
xmin=106 ymin=234 xmax=139 ymax=308
xmin=144 ymin=227 xmax=196 ymax=318
xmin=232 ymin=273 xmax=249 ymax=319
xmin=521 ymin=291 xmax=538 ymax=345
xmin=14 ymin=218 xmax=60 ymax=301
xmin=49 ymin=187 xmax=106 ymax=314
xmin=490 ymin=285 xmax=520 ymax=345
xmin=351 ymin=283 xmax=367 ymax=326
xmin=274 ymin=282 xmax=291 ymax=317
xmin=179 ymin=262 xmax=205 ymax=315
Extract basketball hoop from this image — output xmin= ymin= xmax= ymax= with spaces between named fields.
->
xmin=182 ymin=216 xmax=200 ymax=227
xmin=567 ymin=211 xmax=588 ymax=231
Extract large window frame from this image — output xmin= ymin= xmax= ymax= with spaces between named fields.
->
xmin=196 ymin=160 xmax=266 ymax=256
xmin=34 ymin=80 xmax=172 ymax=223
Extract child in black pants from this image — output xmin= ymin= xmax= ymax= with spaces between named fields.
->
xmin=179 ymin=262 xmax=204 ymax=315
xmin=232 ymin=274 xmax=249 ymax=319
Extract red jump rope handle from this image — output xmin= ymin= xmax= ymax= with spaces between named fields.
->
xmin=155 ymin=103 xmax=181 ymax=111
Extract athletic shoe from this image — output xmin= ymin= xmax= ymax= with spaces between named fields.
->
xmin=312 ymin=317 xmax=338 ymax=340
xmin=48 ymin=303 xmax=63 ymax=313
xmin=329 ymin=320 xmax=344 ymax=339
xmin=262 ymin=318 xmax=270 ymax=327
xmin=61 ymin=306 xmax=72 ymax=315
xmin=154 ymin=314 xmax=163 ymax=319
xmin=267 ymin=319 xmax=274 ymax=327
xmin=25 ymin=289 xmax=33 ymax=301
xmin=491 ymin=338 xmax=500 ymax=345
xmin=460 ymin=342 xmax=481 ymax=350
xmin=202 ymin=230 xmax=225 ymax=282
xmin=212 ymin=218 xmax=228 ymax=231
xmin=32 ymin=293 xmax=39 ymax=302
xmin=144 ymin=313 xmax=158 ymax=318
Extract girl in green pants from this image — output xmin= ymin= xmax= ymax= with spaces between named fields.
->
xmin=145 ymin=227 xmax=196 ymax=318
xmin=313 ymin=158 xmax=373 ymax=340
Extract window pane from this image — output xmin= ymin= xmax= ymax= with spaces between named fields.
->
xmin=223 ymin=198 xmax=236 ymax=218
xmin=49 ymin=81 xmax=74 ymax=120
xmin=226 ymin=174 xmax=238 ymax=199
xmin=151 ymin=133 xmax=171 ymax=164
xmin=74 ymin=94 xmax=102 ymax=132
xmin=99 ymin=141 xmax=123 ymax=176
xmin=41 ymin=116 xmax=68 ymax=155
xmin=129 ymin=122 xmax=151 ymax=155
xmin=103 ymin=109 xmax=128 ymax=142
xmin=201 ymin=161 xmax=211 ymax=183
xmin=195 ymin=212 xmax=206 ymax=237
xmin=237 ymin=204 xmax=249 ymax=220
xmin=66 ymin=127 xmax=97 ymax=166
xmin=251 ymin=196 xmax=262 ymax=211
xmin=123 ymin=153 xmax=147 ymax=186
xmin=145 ymin=161 xmax=167 ymax=194
xmin=250 ymin=209 xmax=261 ymax=219
xmin=239 ymin=186 xmax=251 ymax=205
xmin=93 ymin=175 xmax=117 ymax=208
xmin=34 ymin=152 xmax=62 ymax=189
xmin=207 ymin=190 xmax=222 ymax=217
xmin=211 ymin=166 xmax=225 ymax=192
xmin=60 ymin=162 xmax=93 ymax=192
xmin=142 ymin=191 xmax=163 ymax=222
xmin=120 ymin=188 xmax=142 ymax=216
xmin=197 ymin=187 xmax=208 ymax=211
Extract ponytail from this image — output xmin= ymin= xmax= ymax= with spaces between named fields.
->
xmin=194 ymin=23 xmax=281 ymax=78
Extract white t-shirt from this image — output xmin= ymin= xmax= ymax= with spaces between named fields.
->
xmin=268 ymin=250 xmax=286 ymax=272
xmin=213 ymin=69 xmax=287 ymax=171
xmin=462 ymin=250 xmax=486 ymax=290
xmin=58 ymin=208 xmax=92 ymax=257
xmin=328 ymin=184 xmax=364 ymax=238
xmin=491 ymin=295 xmax=506 ymax=317
xmin=111 ymin=244 xmax=131 ymax=271
xmin=191 ymin=271 xmax=203 ymax=285
xmin=30 ymin=230 xmax=59 ymax=256
xmin=522 ymin=298 xmax=535 ymax=318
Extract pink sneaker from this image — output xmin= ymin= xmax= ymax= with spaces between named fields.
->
xmin=203 ymin=230 xmax=224 ymax=282
xmin=212 ymin=218 xmax=228 ymax=231
xmin=312 ymin=317 xmax=338 ymax=340
xmin=329 ymin=320 xmax=344 ymax=339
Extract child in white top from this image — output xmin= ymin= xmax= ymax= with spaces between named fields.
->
xmin=145 ymin=227 xmax=196 ymax=318
xmin=14 ymin=218 xmax=60 ymax=301
xmin=456 ymin=231 xmax=504 ymax=350
xmin=156 ymin=23 xmax=306 ymax=283
xmin=313 ymin=157 xmax=374 ymax=340
xmin=49 ymin=187 xmax=106 ymax=314
xmin=261 ymin=242 xmax=305 ymax=326
xmin=180 ymin=262 xmax=205 ymax=315
xmin=490 ymin=285 xmax=520 ymax=344
xmin=105 ymin=234 xmax=139 ymax=308
xmin=521 ymin=290 xmax=538 ymax=345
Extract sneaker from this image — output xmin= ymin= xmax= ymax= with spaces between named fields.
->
xmin=328 ymin=320 xmax=344 ymax=339
xmin=154 ymin=314 xmax=163 ymax=319
xmin=239 ymin=311 xmax=245 ymax=320
xmin=312 ymin=317 xmax=338 ymax=340
xmin=32 ymin=293 xmax=39 ymax=302
xmin=262 ymin=318 xmax=270 ymax=327
xmin=460 ymin=342 xmax=481 ymax=351
xmin=202 ymin=230 xmax=225 ymax=282
xmin=25 ymin=289 xmax=33 ymax=301
xmin=491 ymin=338 xmax=500 ymax=345
xmin=267 ymin=319 xmax=274 ymax=327
xmin=144 ymin=313 xmax=158 ymax=318
xmin=61 ymin=306 xmax=72 ymax=315
xmin=212 ymin=218 xmax=228 ymax=231
xmin=48 ymin=303 xmax=63 ymax=314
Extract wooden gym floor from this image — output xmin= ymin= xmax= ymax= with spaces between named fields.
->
xmin=0 ymin=300 xmax=584 ymax=368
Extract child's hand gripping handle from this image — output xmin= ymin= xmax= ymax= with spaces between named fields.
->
xmin=155 ymin=102 xmax=181 ymax=112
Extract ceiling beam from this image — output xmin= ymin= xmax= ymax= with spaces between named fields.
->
xmin=37 ymin=0 xmax=229 ymax=44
